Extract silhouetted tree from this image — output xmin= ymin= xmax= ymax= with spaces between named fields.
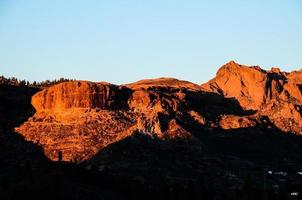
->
xmin=0 ymin=75 xmax=72 ymax=88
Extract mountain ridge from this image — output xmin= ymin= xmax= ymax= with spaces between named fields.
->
xmin=14 ymin=61 xmax=302 ymax=162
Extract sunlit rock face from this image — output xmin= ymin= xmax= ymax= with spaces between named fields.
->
xmin=16 ymin=62 xmax=302 ymax=162
xmin=202 ymin=61 xmax=302 ymax=133
xmin=16 ymin=79 xmax=204 ymax=161
xmin=201 ymin=61 xmax=268 ymax=110
xmin=32 ymin=81 xmax=131 ymax=111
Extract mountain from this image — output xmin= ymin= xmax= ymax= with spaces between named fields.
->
xmin=15 ymin=62 xmax=302 ymax=163
xmin=201 ymin=61 xmax=302 ymax=133
xmin=1 ymin=61 xmax=302 ymax=199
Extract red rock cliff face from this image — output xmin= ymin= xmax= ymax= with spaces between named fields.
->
xmin=202 ymin=61 xmax=302 ymax=133
xmin=202 ymin=61 xmax=268 ymax=110
xmin=282 ymin=70 xmax=302 ymax=102
xmin=32 ymin=81 xmax=131 ymax=111
xmin=15 ymin=62 xmax=302 ymax=162
xmin=201 ymin=61 xmax=302 ymax=110
xmin=17 ymin=78 xmax=202 ymax=161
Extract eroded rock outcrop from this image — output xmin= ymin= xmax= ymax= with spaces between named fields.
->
xmin=32 ymin=81 xmax=131 ymax=111
xmin=219 ymin=115 xmax=257 ymax=129
xmin=202 ymin=61 xmax=302 ymax=134
xmin=17 ymin=78 xmax=205 ymax=161
xmin=202 ymin=61 xmax=268 ymax=110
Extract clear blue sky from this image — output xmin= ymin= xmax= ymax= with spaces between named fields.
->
xmin=0 ymin=0 xmax=301 ymax=84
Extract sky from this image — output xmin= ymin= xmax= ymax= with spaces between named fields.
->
xmin=0 ymin=0 xmax=301 ymax=84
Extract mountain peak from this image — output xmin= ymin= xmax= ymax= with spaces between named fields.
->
xmin=125 ymin=77 xmax=201 ymax=91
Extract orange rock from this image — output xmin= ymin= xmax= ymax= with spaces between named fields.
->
xmin=32 ymin=81 xmax=131 ymax=112
xmin=201 ymin=61 xmax=268 ymax=110
xmin=281 ymin=70 xmax=302 ymax=102
xmin=15 ymin=63 xmax=302 ymax=162
xmin=219 ymin=115 xmax=257 ymax=129
xmin=202 ymin=61 xmax=302 ymax=134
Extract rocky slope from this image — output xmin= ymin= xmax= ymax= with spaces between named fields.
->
xmin=201 ymin=61 xmax=302 ymax=133
xmin=16 ymin=61 xmax=302 ymax=162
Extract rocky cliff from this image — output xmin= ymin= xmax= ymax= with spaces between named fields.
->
xmin=201 ymin=61 xmax=302 ymax=133
xmin=32 ymin=81 xmax=131 ymax=111
xmin=16 ymin=61 xmax=302 ymax=162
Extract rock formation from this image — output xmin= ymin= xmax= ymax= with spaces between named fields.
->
xmin=32 ymin=81 xmax=131 ymax=111
xmin=16 ymin=61 xmax=302 ymax=162
xmin=201 ymin=61 xmax=302 ymax=133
